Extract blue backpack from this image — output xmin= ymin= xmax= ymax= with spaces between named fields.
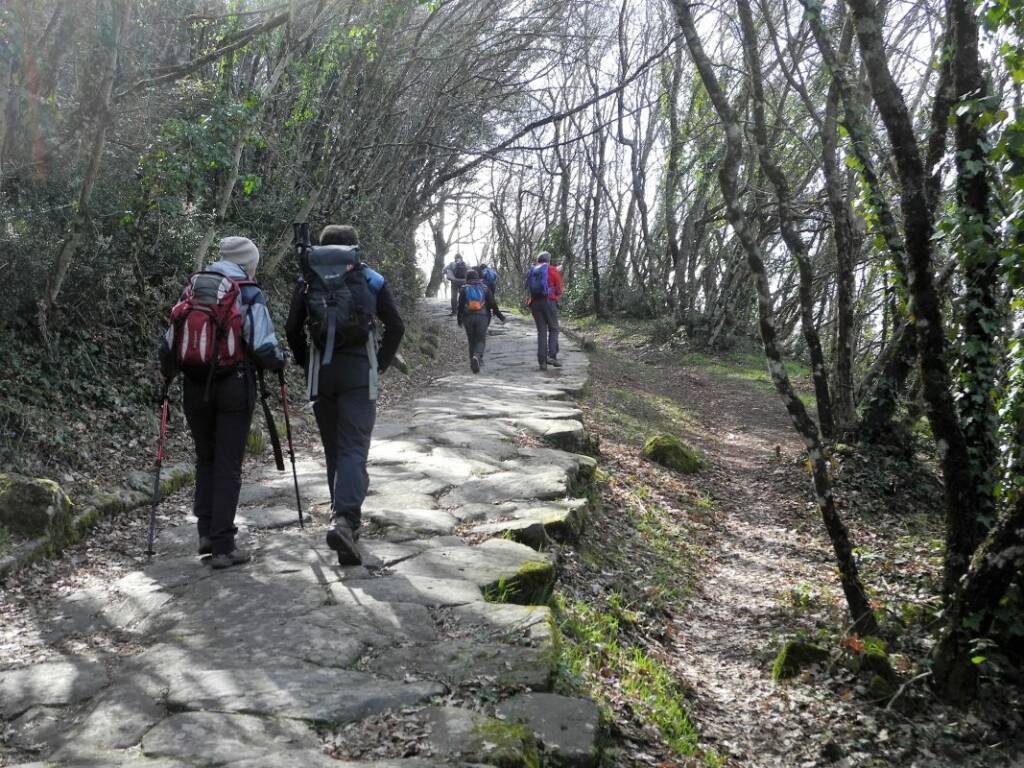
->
xmin=464 ymin=283 xmax=486 ymax=312
xmin=482 ymin=267 xmax=498 ymax=289
xmin=526 ymin=264 xmax=549 ymax=298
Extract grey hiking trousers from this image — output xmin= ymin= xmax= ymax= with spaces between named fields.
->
xmin=530 ymin=298 xmax=560 ymax=364
xmin=463 ymin=313 xmax=490 ymax=363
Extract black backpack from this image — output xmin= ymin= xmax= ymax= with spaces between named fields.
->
xmin=453 ymin=261 xmax=468 ymax=279
xmin=300 ymin=245 xmax=374 ymax=365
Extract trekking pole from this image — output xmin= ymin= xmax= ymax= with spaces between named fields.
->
xmin=278 ymin=369 xmax=304 ymax=528
xmin=256 ymin=370 xmax=286 ymax=472
xmin=146 ymin=381 xmax=170 ymax=561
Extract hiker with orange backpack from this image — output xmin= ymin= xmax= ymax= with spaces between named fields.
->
xmin=158 ymin=236 xmax=285 ymax=569
xmin=457 ymin=269 xmax=505 ymax=374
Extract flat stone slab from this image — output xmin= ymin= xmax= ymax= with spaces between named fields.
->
xmin=56 ymin=684 xmax=165 ymax=751
xmin=235 ymin=504 xmax=301 ymax=529
xmin=226 ymin=755 xmax=456 ymax=768
xmin=307 ymin=599 xmax=439 ymax=645
xmin=442 ymin=468 xmax=567 ymax=506
xmin=6 ymin=705 xmax=65 ymax=751
xmin=424 ymin=706 xmax=539 ymax=766
xmin=368 ymin=639 xmax=553 ymax=690
xmin=496 ymin=692 xmax=602 ymax=767
xmin=162 ymin=662 xmax=444 ymax=723
xmin=448 ymin=603 xmax=553 ymax=646
xmin=469 ymin=517 xmax=549 ymax=548
xmin=366 ymin=507 xmax=456 ymax=535
xmin=142 ymin=712 xmax=318 ymax=764
xmin=330 ymin=575 xmax=483 ymax=607
xmin=391 ymin=539 xmax=555 ymax=604
xmin=0 ymin=658 xmax=108 ymax=718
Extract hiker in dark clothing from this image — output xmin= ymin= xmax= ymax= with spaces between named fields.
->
xmin=285 ymin=224 xmax=404 ymax=566
xmin=479 ymin=263 xmax=499 ymax=295
xmin=159 ymin=236 xmax=285 ymax=569
xmin=525 ymin=251 xmax=564 ymax=371
xmin=444 ymin=254 xmax=468 ymax=315
xmin=457 ymin=269 xmax=505 ymax=373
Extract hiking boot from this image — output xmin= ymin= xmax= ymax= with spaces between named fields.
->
xmin=198 ymin=536 xmax=213 ymax=556
xmin=471 ymin=355 xmax=480 ymax=374
xmin=547 ymin=356 xmax=562 ymax=368
xmin=209 ymin=549 xmax=251 ymax=569
xmin=326 ymin=521 xmax=362 ymax=566
xmin=539 ymin=362 xmax=547 ymax=371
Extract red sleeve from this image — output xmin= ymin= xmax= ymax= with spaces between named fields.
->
xmin=549 ymin=266 xmax=564 ymax=300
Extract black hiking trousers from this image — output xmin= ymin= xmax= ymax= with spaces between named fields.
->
xmin=182 ymin=368 xmax=255 ymax=555
xmin=449 ymin=278 xmax=465 ymax=313
xmin=313 ymin=354 xmax=377 ymax=533
xmin=463 ymin=313 xmax=490 ymax=363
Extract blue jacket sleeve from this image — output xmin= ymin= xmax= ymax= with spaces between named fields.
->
xmin=243 ymin=286 xmax=285 ymax=371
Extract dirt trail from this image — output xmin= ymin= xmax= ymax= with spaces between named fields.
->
xmin=579 ymin=335 xmax=1022 ymax=768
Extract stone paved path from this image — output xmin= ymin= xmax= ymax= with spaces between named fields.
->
xmin=0 ymin=303 xmax=598 ymax=767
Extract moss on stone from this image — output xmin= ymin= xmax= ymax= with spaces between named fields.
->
xmin=868 ymin=673 xmax=897 ymax=701
xmin=854 ymin=635 xmax=897 ymax=683
xmin=772 ymin=640 xmax=829 ymax=681
xmin=160 ymin=466 xmax=194 ymax=497
xmin=470 ymin=719 xmax=540 ymax=768
xmin=641 ymin=434 xmax=703 ymax=474
xmin=0 ymin=473 xmax=73 ymax=537
xmin=486 ymin=559 xmax=556 ymax=606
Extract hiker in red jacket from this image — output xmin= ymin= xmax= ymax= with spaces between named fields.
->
xmin=524 ymin=252 xmax=563 ymax=371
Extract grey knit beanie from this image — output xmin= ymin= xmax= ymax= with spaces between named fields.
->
xmin=219 ymin=236 xmax=260 ymax=276
xmin=537 ymin=251 xmax=551 ymax=263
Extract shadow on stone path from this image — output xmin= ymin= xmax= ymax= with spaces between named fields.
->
xmin=0 ymin=301 xmax=600 ymax=767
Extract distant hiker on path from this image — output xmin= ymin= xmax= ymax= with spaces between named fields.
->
xmin=159 ymin=236 xmax=286 ymax=569
xmin=457 ymin=269 xmax=506 ymax=373
xmin=285 ymin=224 xmax=405 ymax=566
xmin=444 ymin=253 xmax=468 ymax=315
xmin=525 ymin=251 xmax=564 ymax=371
xmin=479 ymin=263 xmax=499 ymax=296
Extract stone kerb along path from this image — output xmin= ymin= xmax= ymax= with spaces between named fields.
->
xmin=0 ymin=302 xmax=601 ymax=768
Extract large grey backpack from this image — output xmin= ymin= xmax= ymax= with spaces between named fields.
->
xmin=300 ymin=245 xmax=374 ymax=365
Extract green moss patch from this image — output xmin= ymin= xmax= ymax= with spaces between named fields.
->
xmin=470 ymin=719 xmax=541 ymax=768
xmin=641 ymin=434 xmax=703 ymax=474
xmin=772 ymin=640 xmax=829 ymax=681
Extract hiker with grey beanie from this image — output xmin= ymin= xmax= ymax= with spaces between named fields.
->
xmin=159 ymin=236 xmax=286 ymax=569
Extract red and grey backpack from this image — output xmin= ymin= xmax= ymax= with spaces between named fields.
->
xmin=169 ymin=272 xmax=254 ymax=391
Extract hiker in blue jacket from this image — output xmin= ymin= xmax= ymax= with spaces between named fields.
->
xmin=159 ymin=236 xmax=285 ymax=569
xmin=457 ymin=269 xmax=505 ymax=373
xmin=285 ymin=224 xmax=404 ymax=566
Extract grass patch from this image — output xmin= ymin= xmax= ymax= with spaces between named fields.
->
xmin=554 ymin=594 xmax=717 ymax=765
xmin=679 ymin=350 xmax=812 ymax=389
xmin=0 ymin=524 xmax=13 ymax=556
xmin=589 ymin=385 xmax=699 ymax=448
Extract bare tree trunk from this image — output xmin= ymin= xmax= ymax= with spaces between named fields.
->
xmin=673 ymin=0 xmax=878 ymax=635
xmin=425 ymin=206 xmax=449 ymax=298
xmin=820 ymin=17 xmax=858 ymax=431
xmin=37 ymin=0 xmax=128 ymax=342
xmin=844 ymin=0 xmax=982 ymax=598
xmin=738 ymin=0 xmax=835 ymax=438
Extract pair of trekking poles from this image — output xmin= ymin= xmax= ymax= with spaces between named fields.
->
xmin=145 ymin=370 xmax=303 ymax=561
